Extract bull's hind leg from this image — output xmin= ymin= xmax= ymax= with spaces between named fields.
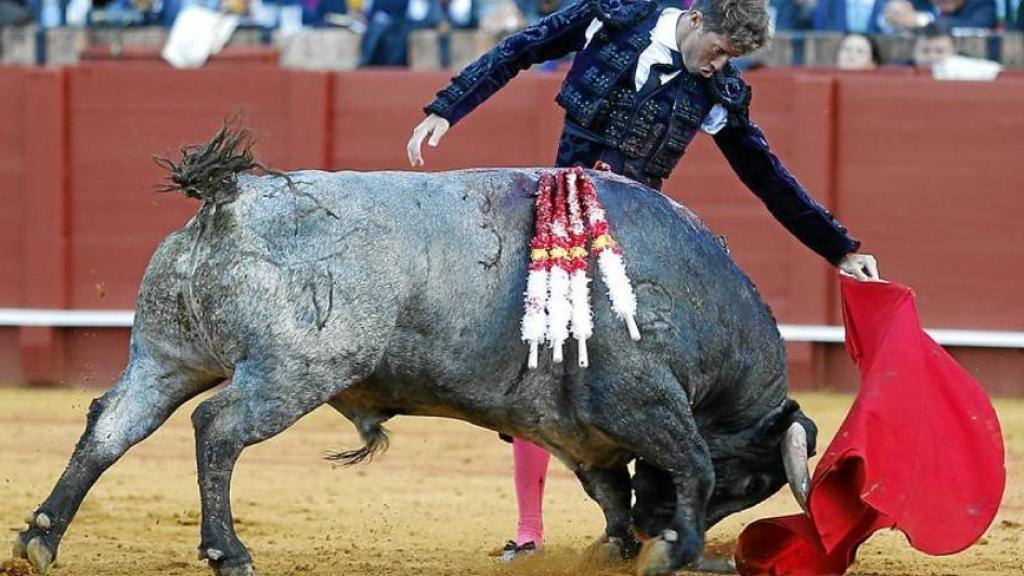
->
xmin=190 ymin=360 xmax=366 ymax=576
xmin=13 ymin=346 xmax=220 ymax=574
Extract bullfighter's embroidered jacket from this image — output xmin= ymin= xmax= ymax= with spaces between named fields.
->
xmin=424 ymin=0 xmax=859 ymax=264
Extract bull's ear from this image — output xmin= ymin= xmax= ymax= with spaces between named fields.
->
xmin=752 ymin=399 xmax=801 ymax=446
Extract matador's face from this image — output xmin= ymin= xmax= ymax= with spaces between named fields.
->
xmin=676 ymin=12 xmax=744 ymax=79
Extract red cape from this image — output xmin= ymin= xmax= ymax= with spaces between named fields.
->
xmin=735 ymin=276 xmax=1005 ymax=576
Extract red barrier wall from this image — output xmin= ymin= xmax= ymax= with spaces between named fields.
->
xmin=0 ymin=67 xmax=70 ymax=384
xmin=0 ymin=65 xmax=1021 ymax=392
xmin=0 ymin=68 xmax=28 ymax=309
xmin=835 ymin=76 xmax=1024 ymax=329
xmin=65 ymin=65 xmax=331 ymax=311
xmin=0 ymin=68 xmax=29 ymax=384
xmin=2 ymin=65 xmax=335 ymax=384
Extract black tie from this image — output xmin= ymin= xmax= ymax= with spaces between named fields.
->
xmin=639 ymin=50 xmax=684 ymax=99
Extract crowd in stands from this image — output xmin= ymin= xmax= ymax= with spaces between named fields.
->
xmin=3 ymin=0 xmax=1020 ymax=32
xmin=0 ymin=0 xmax=1019 ymax=73
xmin=775 ymin=0 xmax=1018 ymax=33
xmin=0 ymin=0 xmax=354 ymax=29
xmin=830 ymin=23 xmax=1002 ymax=78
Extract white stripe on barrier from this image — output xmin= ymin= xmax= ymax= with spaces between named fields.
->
xmin=1 ymin=308 xmax=1022 ymax=348
xmin=779 ymin=325 xmax=1024 ymax=348
xmin=777 ymin=325 xmax=845 ymax=343
xmin=0 ymin=309 xmax=135 ymax=328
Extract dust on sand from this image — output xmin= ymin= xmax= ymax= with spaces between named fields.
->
xmin=0 ymin=559 xmax=35 ymax=576
xmin=1 ymin=390 xmax=1021 ymax=576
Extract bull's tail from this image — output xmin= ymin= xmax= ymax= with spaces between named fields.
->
xmin=325 ymin=419 xmax=391 ymax=466
xmin=153 ymin=118 xmax=272 ymax=205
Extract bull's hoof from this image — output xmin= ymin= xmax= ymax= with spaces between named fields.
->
xmin=635 ymin=537 xmax=673 ymax=576
xmin=12 ymin=533 xmax=28 ymax=560
xmin=212 ymin=561 xmax=256 ymax=576
xmin=581 ymin=536 xmax=630 ymax=570
xmin=636 ymin=528 xmax=702 ymax=576
xmin=582 ymin=533 xmax=640 ymax=570
xmin=688 ymin=555 xmax=736 ymax=574
xmin=26 ymin=536 xmax=55 ymax=575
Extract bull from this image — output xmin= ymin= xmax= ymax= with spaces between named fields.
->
xmin=12 ymin=126 xmax=816 ymax=576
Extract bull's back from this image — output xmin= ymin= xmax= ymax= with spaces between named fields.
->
xmin=182 ymin=168 xmax=783 ymax=397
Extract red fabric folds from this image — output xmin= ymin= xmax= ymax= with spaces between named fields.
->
xmin=735 ymin=276 xmax=1005 ymax=576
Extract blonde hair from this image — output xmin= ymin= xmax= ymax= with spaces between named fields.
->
xmin=692 ymin=0 xmax=771 ymax=54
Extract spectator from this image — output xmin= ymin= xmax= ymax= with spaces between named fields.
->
xmin=250 ymin=0 xmax=306 ymax=34
xmin=87 ymin=0 xmax=158 ymax=26
xmin=912 ymin=22 xmax=954 ymax=66
xmin=430 ymin=0 xmax=479 ymax=67
xmin=514 ymin=0 xmax=559 ymax=23
xmin=836 ymin=32 xmax=881 ymax=69
xmin=884 ymin=0 xmax=997 ymax=31
xmin=811 ymin=0 xmax=891 ymax=33
xmin=431 ymin=0 xmax=477 ymax=29
xmin=360 ymin=0 xmax=410 ymax=66
xmin=27 ymin=0 xmax=69 ymax=26
xmin=771 ymin=0 xmax=814 ymax=30
xmin=912 ymin=21 xmax=1000 ymax=79
xmin=360 ymin=0 xmax=476 ymax=67
xmin=0 ymin=0 xmax=31 ymax=26
xmin=481 ymin=0 xmax=526 ymax=37
xmin=303 ymin=0 xmax=349 ymax=26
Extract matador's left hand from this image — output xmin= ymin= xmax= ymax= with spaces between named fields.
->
xmin=839 ymin=253 xmax=881 ymax=281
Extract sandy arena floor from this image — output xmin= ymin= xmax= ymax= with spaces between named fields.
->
xmin=0 ymin=389 xmax=1021 ymax=576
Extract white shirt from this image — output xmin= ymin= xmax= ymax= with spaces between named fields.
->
xmin=845 ymin=0 xmax=875 ymax=33
xmin=582 ymin=8 xmax=728 ymax=135
xmin=932 ymin=55 xmax=1002 ymax=81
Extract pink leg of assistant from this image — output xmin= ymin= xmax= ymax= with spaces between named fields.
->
xmin=513 ymin=437 xmax=550 ymax=547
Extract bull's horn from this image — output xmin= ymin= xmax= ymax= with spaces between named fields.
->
xmin=782 ymin=422 xmax=810 ymax=514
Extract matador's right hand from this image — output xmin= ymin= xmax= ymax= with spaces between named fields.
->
xmin=407 ymin=114 xmax=451 ymax=167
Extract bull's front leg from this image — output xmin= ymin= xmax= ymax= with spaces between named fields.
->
xmin=575 ymin=465 xmax=640 ymax=569
xmin=634 ymin=460 xmax=713 ymax=576
xmin=577 ymin=366 xmax=714 ymax=576
xmin=633 ymin=418 xmax=714 ymax=576
xmin=632 ymin=460 xmax=735 ymax=574
xmin=632 ymin=459 xmax=676 ymax=539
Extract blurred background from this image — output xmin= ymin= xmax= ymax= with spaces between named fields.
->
xmin=0 ymin=0 xmax=1021 ymax=394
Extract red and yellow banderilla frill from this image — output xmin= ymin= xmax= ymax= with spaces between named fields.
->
xmin=521 ymin=167 xmax=640 ymax=369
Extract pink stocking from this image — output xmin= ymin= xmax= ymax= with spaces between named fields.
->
xmin=512 ymin=438 xmax=550 ymax=547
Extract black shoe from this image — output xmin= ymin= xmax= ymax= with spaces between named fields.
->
xmin=499 ymin=540 xmax=538 ymax=563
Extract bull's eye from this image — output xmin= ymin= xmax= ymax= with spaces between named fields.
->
xmin=744 ymin=475 xmax=766 ymax=498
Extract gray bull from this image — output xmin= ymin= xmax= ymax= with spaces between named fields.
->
xmin=13 ymin=127 xmax=816 ymax=576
